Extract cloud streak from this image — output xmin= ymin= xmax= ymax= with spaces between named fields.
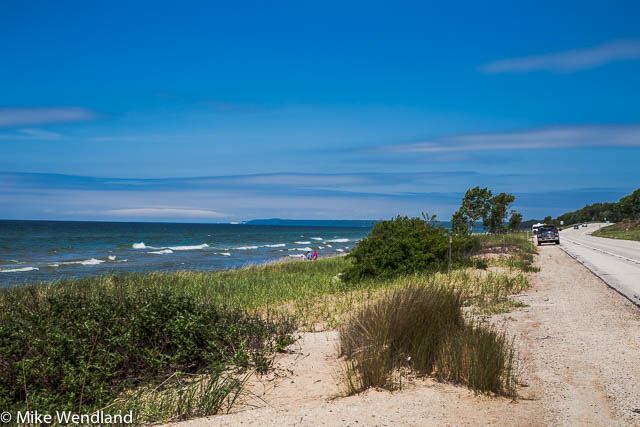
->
xmin=379 ymin=124 xmax=640 ymax=153
xmin=0 ymin=107 xmax=99 ymax=127
xmin=104 ymin=208 xmax=225 ymax=218
xmin=479 ymin=39 xmax=640 ymax=73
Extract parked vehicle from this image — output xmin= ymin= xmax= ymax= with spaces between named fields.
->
xmin=573 ymin=225 xmax=579 ymax=229
xmin=582 ymin=223 xmax=588 ymax=227
xmin=537 ymin=224 xmax=560 ymax=245
xmin=532 ymin=222 xmax=544 ymax=235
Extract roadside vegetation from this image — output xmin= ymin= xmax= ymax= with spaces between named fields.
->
xmin=0 ymin=190 xmax=537 ymax=422
xmin=593 ymin=220 xmax=640 ymax=242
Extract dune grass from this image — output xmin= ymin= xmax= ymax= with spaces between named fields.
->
xmin=0 ymin=233 xmax=535 ymax=422
xmin=338 ymin=286 xmax=517 ymax=397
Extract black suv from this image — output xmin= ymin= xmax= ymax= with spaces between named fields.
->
xmin=537 ymin=224 xmax=560 ymax=245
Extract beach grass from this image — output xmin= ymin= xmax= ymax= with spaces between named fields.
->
xmin=0 ymin=232 xmax=534 ymax=423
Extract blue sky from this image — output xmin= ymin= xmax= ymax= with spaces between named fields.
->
xmin=1 ymin=1 xmax=639 ymax=221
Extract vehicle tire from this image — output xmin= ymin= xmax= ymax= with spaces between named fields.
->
xmin=555 ymin=240 xmax=560 ymax=245
xmin=537 ymin=241 xmax=541 ymax=246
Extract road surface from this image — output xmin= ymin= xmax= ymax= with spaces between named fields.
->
xmin=555 ymin=223 xmax=640 ymax=307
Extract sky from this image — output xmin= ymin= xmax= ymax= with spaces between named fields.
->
xmin=1 ymin=1 xmax=639 ymax=222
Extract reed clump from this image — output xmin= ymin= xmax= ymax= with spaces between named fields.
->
xmin=339 ymin=285 xmax=518 ymax=397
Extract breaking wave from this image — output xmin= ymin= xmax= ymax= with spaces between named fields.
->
xmin=0 ymin=267 xmax=39 ymax=273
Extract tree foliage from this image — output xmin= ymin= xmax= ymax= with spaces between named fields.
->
xmin=342 ymin=215 xmax=477 ymax=282
xmin=556 ymin=188 xmax=640 ymax=225
xmin=461 ymin=187 xmax=492 ymax=234
xmin=508 ymin=211 xmax=523 ymax=232
xmin=483 ymin=193 xmax=516 ymax=234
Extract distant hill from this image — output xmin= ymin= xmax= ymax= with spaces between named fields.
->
xmin=244 ymin=218 xmax=377 ymax=228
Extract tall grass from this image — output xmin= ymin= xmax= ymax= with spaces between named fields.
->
xmin=0 ymin=233 xmax=534 ymax=421
xmin=338 ymin=286 xmax=518 ymax=397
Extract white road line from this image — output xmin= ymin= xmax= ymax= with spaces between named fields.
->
xmin=562 ymin=237 xmax=640 ymax=265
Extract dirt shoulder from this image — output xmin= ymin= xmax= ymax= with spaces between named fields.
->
xmin=172 ymin=245 xmax=640 ymax=426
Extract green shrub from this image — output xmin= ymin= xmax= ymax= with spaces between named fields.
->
xmin=0 ymin=284 xmax=295 ymax=415
xmin=341 ymin=216 xmax=477 ymax=282
xmin=339 ymin=285 xmax=517 ymax=397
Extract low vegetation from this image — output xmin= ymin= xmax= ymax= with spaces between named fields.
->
xmin=0 ymin=281 xmax=296 ymax=421
xmin=593 ymin=220 xmax=640 ymax=242
xmin=0 ymin=227 xmax=536 ymax=422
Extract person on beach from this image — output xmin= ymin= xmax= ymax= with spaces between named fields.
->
xmin=306 ymin=251 xmax=312 ymax=260
xmin=312 ymin=250 xmax=318 ymax=260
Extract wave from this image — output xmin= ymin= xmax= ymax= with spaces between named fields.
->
xmin=236 ymin=246 xmax=259 ymax=250
xmin=134 ymin=242 xmax=209 ymax=251
xmin=0 ymin=267 xmax=39 ymax=273
xmin=295 ymin=247 xmax=313 ymax=252
xmin=108 ymin=255 xmax=116 ymax=261
xmin=168 ymin=244 xmax=209 ymax=251
xmin=263 ymin=243 xmax=286 ymax=248
xmin=149 ymin=249 xmax=173 ymax=255
xmin=326 ymin=244 xmax=333 ymax=248
xmin=311 ymin=237 xmax=323 ymax=240
xmin=60 ymin=258 xmax=105 ymax=266
xmin=217 ymin=252 xmax=232 ymax=256
xmin=49 ymin=264 xmax=59 ymax=268
xmin=294 ymin=241 xmax=311 ymax=244
xmin=336 ymin=249 xmax=345 ymax=252
xmin=288 ymin=254 xmax=305 ymax=258
xmin=326 ymin=238 xmax=349 ymax=243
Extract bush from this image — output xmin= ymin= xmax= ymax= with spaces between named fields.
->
xmin=341 ymin=216 xmax=477 ymax=282
xmin=339 ymin=286 xmax=517 ymax=397
xmin=0 ymin=284 xmax=296 ymax=415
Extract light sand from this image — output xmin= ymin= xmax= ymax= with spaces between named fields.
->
xmin=172 ymin=245 xmax=640 ymax=426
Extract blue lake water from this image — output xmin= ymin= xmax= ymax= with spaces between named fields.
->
xmin=0 ymin=220 xmax=373 ymax=286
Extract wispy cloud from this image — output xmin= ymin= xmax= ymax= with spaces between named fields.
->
xmin=479 ymin=39 xmax=640 ymax=74
xmin=104 ymin=208 xmax=225 ymax=218
xmin=378 ymin=124 xmax=640 ymax=153
xmin=0 ymin=107 xmax=99 ymax=127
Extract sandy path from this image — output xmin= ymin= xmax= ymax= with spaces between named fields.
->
xmin=172 ymin=245 xmax=640 ymax=426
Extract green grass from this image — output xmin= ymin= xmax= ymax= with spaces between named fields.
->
xmin=338 ymin=286 xmax=517 ymax=397
xmin=592 ymin=220 xmax=640 ymax=242
xmin=0 ymin=233 xmax=536 ymax=422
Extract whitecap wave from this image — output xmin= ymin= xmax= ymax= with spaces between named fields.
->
xmin=61 ymin=258 xmax=105 ymax=266
xmin=311 ymin=237 xmax=323 ymax=240
xmin=217 ymin=252 xmax=232 ymax=256
xmin=296 ymin=247 xmax=313 ymax=252
xmin=132 ymin=242 xmax=146 ymax=249
xmin=336 ymin=249 xmax=345 ymax=252
xmin=288 ymin=254 xmax=305 ymax=258
xmin=327 ymin=238 xmax=349 ymax=243
xmin=168 ymin=244 xmax=209 ymax=251
xmin=108 ymin=255 xmax=116 ymax=261
xmin=149 ymin=249 xmax=173 ymax=255
xmin=294 ymin=241 xmax=311 ymax=244
xmin=326 ymin=244 xmax=333 ymax=248
xmin=236 ymin=246 xmax=259 ymax=250
xmin=0 ymin=267 xmax=39 ymax=273
xmin=263 ymin=243 xmax=286 ymax=248
xmin=49 ymin=264 xmax=59 ymax=268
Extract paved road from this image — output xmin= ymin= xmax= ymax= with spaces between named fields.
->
xmin=554 ymin=223 xmax=640 ymax=307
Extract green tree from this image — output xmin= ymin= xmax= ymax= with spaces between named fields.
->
xmin=508 ymin=210 xmax=523 ymax=232
xmin=543 ymin=215 xmax=552 ymax=224
xmin=483 ymin=192 xmax=515 ymax=233
xmin=460 ymin=186 xmax=492 ymax=234
xmin=451 ymin=208 xmax=469 ymax=236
